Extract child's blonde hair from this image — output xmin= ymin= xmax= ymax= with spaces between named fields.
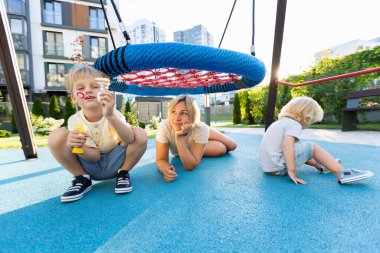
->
xmin=278 ymin=96 xmax=324 ymax=126
xmin=168 ymin=94 xmax=201 ymax=127
xmin=64 ymin=64 xmax=109 ymax=93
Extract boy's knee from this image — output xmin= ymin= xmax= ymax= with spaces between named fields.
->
xmin=48 ymin=128 xmax=68 ymax=148
xmin=133 ymin=127 xmax=148 ymax=147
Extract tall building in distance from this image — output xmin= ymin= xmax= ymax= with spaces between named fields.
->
xmin=173 ymin=25 xmax=214 ymax=109
xmin=1 ymin=0 xmax=121 ymax=104
xmin=127 ymin=19 xmax=166 ymax=44
xmin=173 ymin=25 xmax=213 ymax=46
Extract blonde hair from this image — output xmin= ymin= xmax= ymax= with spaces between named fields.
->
xmin=168 ymin=94 xmax=201 ymax=127
xmin=64 ymin=64 xmax=109 ymax=93
xmin=278 ymin=96 xmax=324 ymax=126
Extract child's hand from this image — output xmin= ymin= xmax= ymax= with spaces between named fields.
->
xmin=67 ymin=129 xmax=89 ymax=148
xmin=98 ymin=90 xmax=115 ymax=117
xmin=288 ymin=171 xmax=307 ymax=185
xmin=174 ymin=124 xmax=192 ymax=138
xmin=163 ymin=165 xmax=177 ymax=183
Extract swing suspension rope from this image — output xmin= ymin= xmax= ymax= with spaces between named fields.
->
xmin=276 ymin=67 xmax=380 ymax=87
xmin=96 ymin=0 xmax=265 ymax=95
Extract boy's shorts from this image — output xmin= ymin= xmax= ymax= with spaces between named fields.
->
xmin=268 ymin=142 xmax=314 ymax=176
xmin=78 ymin=145 xmax=127 ymax=181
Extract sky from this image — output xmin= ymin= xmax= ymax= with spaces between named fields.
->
xmin=117 ymin=0 xmax=380 ymax=82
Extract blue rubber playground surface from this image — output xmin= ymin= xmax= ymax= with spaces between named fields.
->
xmin=1 ymin=132 xmax=379 ymax=252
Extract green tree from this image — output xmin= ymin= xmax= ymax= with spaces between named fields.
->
xmin=49 ymin=95 xmax=61 ymax=119
xmin=125 ymin=100 xmax=131 ymax=113
xmin=249 ymin=86 xmax=269 ymax=123
xmin=245 ymin=94 xmax=254 ymax=124
xmin=281 ymin=45 xmax=380 ymax=122
xmin=11 ymin=114 xmax=18 ymax=133
xmin=232 ymin=93 xmax=241 ymax=124
xmin=119 ymin=96 xmax=126 ymax=111
xmin=63 ymin=95 xmax=76 ymax=126
xmin=32 ymin=97 xmax=45 ymax=117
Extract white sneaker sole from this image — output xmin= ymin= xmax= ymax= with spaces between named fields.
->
xmin=61 ymin=186 xmax=92 ymax=202
xmin=115 ymin=187 xmax=133 ymax=194
xmin=338 ymin=171 xmax=374 ymax=184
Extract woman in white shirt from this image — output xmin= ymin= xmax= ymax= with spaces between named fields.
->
xmin=156 ymin=94 xmax=237 ymax=182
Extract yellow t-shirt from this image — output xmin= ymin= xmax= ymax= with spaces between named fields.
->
xmin=68 ymin=109 xmax=128 ymax=153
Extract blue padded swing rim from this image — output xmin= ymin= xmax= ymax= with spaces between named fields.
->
xmin=93 ymin=42 xmax=266 ymax=96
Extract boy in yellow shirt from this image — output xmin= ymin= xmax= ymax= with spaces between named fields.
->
xmin=48 ymin=64 xmax=147 ymax=202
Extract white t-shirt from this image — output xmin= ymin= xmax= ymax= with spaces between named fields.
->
xmin=156 ymin=119 xmax=210 ymax=156
xmin=259 ymin=117 xmax=302 ymax=172
xmin=68 ymin=109 xmax=128 ymax=153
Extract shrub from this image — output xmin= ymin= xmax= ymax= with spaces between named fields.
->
xmin=0 ymin=129 xmax=11 ymax=138
xmin=32 ymin=97 xmax=45 ymax=116
xmin=138 ymin=121 xmax=146 ymax=129
xmin=31 ymin=114 xmax=64 ymax=135
xmin=150 ymin=116 xmax=161 ymax=130
xmin=64 ymin=95 xmax=76 ymax=126
xmin=11 ymin=114 xmax=18 ymax=133
xmin=233 ymin=93 xmax=241 ymax=124
xmin=125 ymin=101 xmax=131 ymax=113
xmin=49 ymin=95 xmax=61 ymax=119
xmin=123 ymin=111 xmax=139 ymax=126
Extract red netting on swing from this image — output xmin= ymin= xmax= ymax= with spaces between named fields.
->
xmin=119 ymin=68 xmax=241 ymax=88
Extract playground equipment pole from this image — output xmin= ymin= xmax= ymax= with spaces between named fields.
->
xmin=265 ymin=0 xmax=287 ymax=130
xmin=0 ymin=1 xmax=37 ymax=159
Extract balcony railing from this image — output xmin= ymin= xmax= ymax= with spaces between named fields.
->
xmin=6 ymin=0 xmax=26 ymax=15
xmin=12 ymin=34 xmax=28 ymax=51
xmin=90 ymin=47 xmax=106 ymax=59
xmin=47 ymin=73 xmax=65 ymax=88
xmin=43 ymin=10 xmax=62 ymax=25
xmin=89 ymin=17 xmax=105 ymax=30
xmin=0 ymin=69 xmax=30 ymax=86
xmin=44 ymin=42 xmax=64 ymax=56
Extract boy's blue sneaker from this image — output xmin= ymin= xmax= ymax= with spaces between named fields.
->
xmin=61 ymin=175 xmax=92 ymax=203
xmin=338 ymin=169 xmax=374 ymax=184
xmin=115 ymin=170 xmax=133 ymax=194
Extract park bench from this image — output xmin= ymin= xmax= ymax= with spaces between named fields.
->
xmin=342 ymin=88 xmax=380 ymax=131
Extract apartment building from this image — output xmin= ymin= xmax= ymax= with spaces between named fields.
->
xmin=127 ymin=18 xmax=166 ymax=44
xmin=0 ymin=0 xmax=121 ymax=105
xmin=173 ymin=24 xmax=213 ymax=46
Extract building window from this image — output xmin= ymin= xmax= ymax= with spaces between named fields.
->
xmin=43 ymin=1 xmax=62 ymax=25
xmin=90 ymin=37 xmax=106 ymax=59
xmin=89 ymin=8 xmax=105 ymax=30
xmin=44 ymin=31 xmax=64 ymax=56
xmin=6 ymin=0 xmax=26 ymax=14
xmin=47 ymin=63 xmax=65 ymax=87
xmin=16 ymin=53 xmax=29 ymax=85
xmin=10 ymin=18 xmax=27 ymax=50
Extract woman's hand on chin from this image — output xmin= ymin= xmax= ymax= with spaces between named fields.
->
xmin=174 ymin=123 xmax=192 ymax=138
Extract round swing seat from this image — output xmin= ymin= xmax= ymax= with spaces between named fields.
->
xmin=93 ymin=42 xmax=266 ymax=96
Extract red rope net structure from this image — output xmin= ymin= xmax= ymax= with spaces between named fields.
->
xmin=119 ymin=68 xmax=241 ymax=88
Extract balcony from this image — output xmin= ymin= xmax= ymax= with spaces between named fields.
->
xmin=43 ymin=10 xmax=62 ymax=25
xmin=0 ymin=69 xmax=30 ymax=86
xmin=44 ymin=42 xmax=64 ymax=57
xmin=12 ymin=34 xmax=28 ymax=51
xmin=6 ymin=0 xmax=26 ymax=16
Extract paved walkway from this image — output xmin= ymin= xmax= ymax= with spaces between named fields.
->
xmin=216 ymin=127 xmax=380 ymax=146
